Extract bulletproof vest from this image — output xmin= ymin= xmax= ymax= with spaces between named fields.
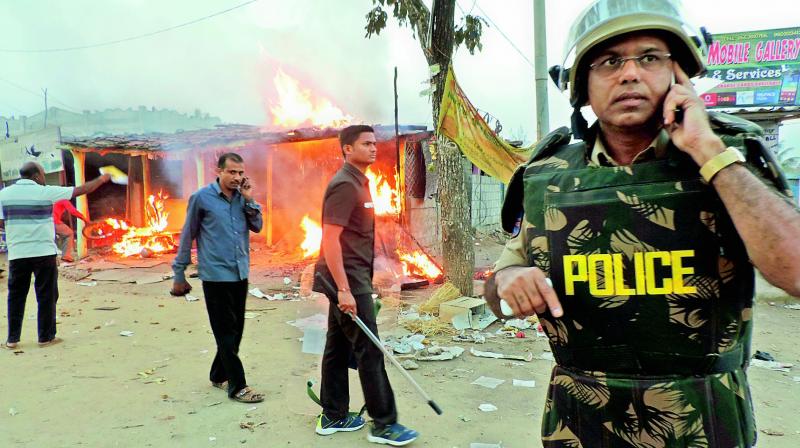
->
xmin=511 ymin=113 xmax=789 ymax=375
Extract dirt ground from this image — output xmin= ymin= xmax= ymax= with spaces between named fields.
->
xmin=1 ymin=240 xmax=799 ymax=447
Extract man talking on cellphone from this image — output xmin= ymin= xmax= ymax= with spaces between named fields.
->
xmin=484 ymin=0 xmax=800 ymax=445
xmin=171 ymin=152 xmax=266 ymax=404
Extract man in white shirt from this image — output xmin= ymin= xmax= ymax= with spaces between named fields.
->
xmin=0 ymin=162 xmax=109 ymax=348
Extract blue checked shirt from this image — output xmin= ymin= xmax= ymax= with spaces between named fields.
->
xmin=172 ymin=180 xmax=263 ymax=283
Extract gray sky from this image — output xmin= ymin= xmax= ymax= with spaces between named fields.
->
xmin=1 ymin=0 xmax=798 ymax=145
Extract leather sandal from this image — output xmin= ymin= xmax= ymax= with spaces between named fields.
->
xmin=233 ymin=387 xmax=264 ymax=403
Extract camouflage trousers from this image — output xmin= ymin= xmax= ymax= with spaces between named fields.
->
xmin=540 ymin=365 xmax=756 ymax=447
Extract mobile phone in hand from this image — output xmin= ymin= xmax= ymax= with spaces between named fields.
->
xmin=670 ymin=71 xmax=684 ymax=124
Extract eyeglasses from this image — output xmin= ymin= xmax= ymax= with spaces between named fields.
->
xmin=589 ymin=52 xmax=672 ymax=77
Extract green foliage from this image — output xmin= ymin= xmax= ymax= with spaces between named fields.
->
xmin=364 ymin=0 xmax=486 ymax=55
xmin=454 ymin=14 xmax=488 ymax=55
xmin=364 ymin=0 xmax=430 ymax=41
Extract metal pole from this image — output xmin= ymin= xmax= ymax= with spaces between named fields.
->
xmin=72 ymin=150 xmax=88 ymax=259
xmin=534 ymin=0 xmax=549 ymax=140
xmin=266 ymin=149 xmax=274 ymax=246
xmin=315 ymin=273 xmax=443 ymax=415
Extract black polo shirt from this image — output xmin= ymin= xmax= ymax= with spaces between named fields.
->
xmin=313 ymin=162 xmax=375 ymax=295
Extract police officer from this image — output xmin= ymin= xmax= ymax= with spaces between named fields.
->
xmin=484 ymin=0 xmax=800 ymax=446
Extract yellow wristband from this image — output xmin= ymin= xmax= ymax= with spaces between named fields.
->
xmin=699 ymin=147 xmax=745 ymax=182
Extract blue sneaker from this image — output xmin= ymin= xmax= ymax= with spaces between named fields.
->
xmin=315 ymin=413 xmax=366 ymax=435
xmin=367 ymin=423 xmax=419 ymax=446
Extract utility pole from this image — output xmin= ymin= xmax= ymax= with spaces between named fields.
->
xmin=42 ymin=88 xmax=48 ymax=128
xmin=534 ymin=0 xmax=549 ymax=140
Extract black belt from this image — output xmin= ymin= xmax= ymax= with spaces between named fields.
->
xmin=552 ymin=345 xmax=745 ymax=376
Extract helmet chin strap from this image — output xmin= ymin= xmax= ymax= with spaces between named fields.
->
xmin=571 ymin=107 xmax=589 ymax=141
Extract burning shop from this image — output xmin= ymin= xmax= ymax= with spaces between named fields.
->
xmin=60 ymin=122 xmax=443 ymax=288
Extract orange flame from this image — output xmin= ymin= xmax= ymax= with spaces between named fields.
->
xmin=270 ymin=69 xmax=352 ymax=128
xmin=300 ymin=215 xmax=322 ymax=258
xmin=398 ymin=250 xmax=442 ymax=280
xmin=365 ymin=168 xmax=401 ymax=216
xmin=106 ymin=191 xmax=177 ymax=257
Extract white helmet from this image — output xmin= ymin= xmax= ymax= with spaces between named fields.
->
xmin=551 ymin=0 xmax=710 ymax=107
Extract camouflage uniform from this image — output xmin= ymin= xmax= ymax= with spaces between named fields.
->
xmin=492 ymin=113 xmax=791 ymax=447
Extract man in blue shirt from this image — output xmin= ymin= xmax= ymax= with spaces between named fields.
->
xmin=171 ymin=152 xmax=265 ymax=403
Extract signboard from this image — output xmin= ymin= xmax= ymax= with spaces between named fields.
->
xmin=702 ymin=27 xmax=800 ymax=108
xmin=0 ymin=127 xmax=64 ymax=181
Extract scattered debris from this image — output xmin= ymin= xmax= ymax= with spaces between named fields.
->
xmin=283 ymin=277 xmax=292 ymax=285
xmin=471 ymin=376 xmax=505 ymax=389
xmin=239 ymin=421 xmax=267 ymax=432
xmin=77 ymin=281 xmax=97 ymax=287
xmin=761 ymin=428 xmax=785 ymax=436
xmin=119 ymin=330 xmax=135 ymax=337
xmin=470 ymin=347 xmax=533 ymax=362
xmin=785 ymin=304 xmax=800 ymax=310
xmin=301 ymin=327 xmax=326 ymax=355
xmin=244 ymin=312 xmax=260 ymax=319
xmin=754 ymin=350 xmax=776 ymax=362
xmin=512 ymin=379 xmax=536 ymax=388
xmin=251 ymin=287 xmax=293 ymax=301
xmin=249 ymin=288 xmax=267 ymax=299
xmin=750 ymin=359 xmax=793 ymax=372
xmin=478 ymin=403 xmax=498 ymax=412
xmin=93 ymin=306 xmax=119 ymax=311
xmin=452 ymin=330 xmax=487 ymax=344
xmin=441 ymin=297 xmax=497 ymax=331
xmin=401 ymin=360 xmax=419 ymax=370
xmin=399 ymin=314 xmax=456 ymax=336
xmin=415 ymin=345 xmax=464 ymax=361
xmin=135 ymin=273 xmax=171 ymax=285
xmin=384 ymin=334 xmax=426 ymax=354
xmin=504 ymin=319 xmax=531 ymax=330
xmin=185 ymin=295 xmax=199 ymax=302
xmin=286 ymin=314 xmax=327 ymax=331
xmin=419 ymin=282 xmax=461 ymax=314
xmin=9 ymin=407 xmax=18 ymax=416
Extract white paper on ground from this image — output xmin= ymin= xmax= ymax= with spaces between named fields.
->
xmin=301 ymin=327 xmax=327 ymax=355
xmin=248 ymin=288 xmax=266 ymax=299
xmin=512 ymin=379 xmax=536 ymax=388
xmin=286 ymin=313 xmax=328 ymax=331
xmin=185 ymin=295 xmax=199 ymax=302
xmin=470 ymin=347 xmax=533 ymax=362
xmin=471 ymin=376 xmax=505 ymax=389
xmin=750 ymin=358 xmax=793 ymax=372
xmin=505 ymin=318 xmax=531 ymax=330
xmin=478 ymin=403 xmax=498 ymax=412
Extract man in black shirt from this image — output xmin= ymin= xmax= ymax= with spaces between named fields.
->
xmin=312 ymin=125 xmax=419 ymax=446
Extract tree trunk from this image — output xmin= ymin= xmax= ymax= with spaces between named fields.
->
xmin=430 ymin=0 xmax=474 ymax=296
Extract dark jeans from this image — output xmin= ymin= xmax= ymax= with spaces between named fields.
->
xmin=6 ymin=255 xmax=59 ymax=344
xmin=321 ymin=293 xmax=398 ymax=429
xmin=202 ymin=280 xmax=249 ymax=397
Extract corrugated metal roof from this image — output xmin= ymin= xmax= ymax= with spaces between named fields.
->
xmin=60 ymin=124 xmax=429 ymax=156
